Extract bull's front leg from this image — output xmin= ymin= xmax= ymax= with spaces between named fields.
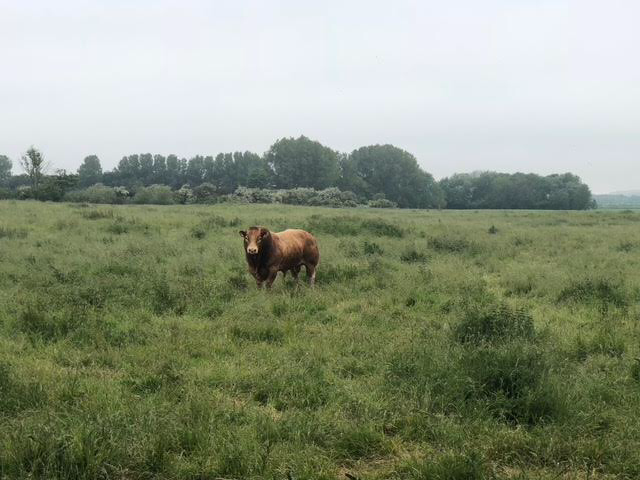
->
xmin=265 ymin=268 xmax=279 ymax=289
xmin=249 ymin=268 xmax=264 ymax=289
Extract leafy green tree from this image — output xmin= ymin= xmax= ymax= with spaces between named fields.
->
xmin=20 ymin=147 xmax=48 ymax=196
xmin=186 ymin=156 xmax=205 ymax=186
xmin=545 ymin=173 xmax=592 ymax=209
xmin=139 ymin=153 xmax=154 ymax=185
xmin=77 ymin=155 xmax=103 ymax=187
xmin=152 ymin=155 xmax=168 ymax=184
xmin=192 ymin=182 xmax=217 ymax=203
xmin=203 ymin=156 xmax=216 ymax=184
xmin=0 ymin=155 xmax=12 ymax=186
xmin=40 ymin=170 xmax=79 ymax=201
xmin=439 ymin=171 xmax=593 ymax=210
xmin=266 ymin=136 xmax=340 ymax=189
xmin=114 ymin=155 xmax=141 ymax=187
xmin=345 ymin=144 xmax=444 ymax=208
xmin=213 ymin=153 xmax=235 ymax=193
xmin=166 ymin=154 xmax=185 ymax=188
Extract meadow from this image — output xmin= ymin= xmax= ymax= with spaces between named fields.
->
xmin=1 ymin=200 xmax=639 ymax=480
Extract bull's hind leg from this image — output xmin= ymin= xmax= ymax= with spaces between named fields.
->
xmin=292 ymin=265 xmax=301 ymax=283
xmin=305 ymin=263 xmax=317 ymax=287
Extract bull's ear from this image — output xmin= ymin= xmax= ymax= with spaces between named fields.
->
xmin=239 ymin=230 xmax=246 ymax=237
xmin=259 ymin=228 xmax=269 ymax=238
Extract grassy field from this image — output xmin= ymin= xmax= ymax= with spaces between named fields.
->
xmin=1 ymin=201 xmax=639 ymax=480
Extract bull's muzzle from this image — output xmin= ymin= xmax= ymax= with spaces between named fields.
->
xmin=247 ymin=247 xmax=258 ymax=254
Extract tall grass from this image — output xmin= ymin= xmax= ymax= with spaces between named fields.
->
xmin=0 ymin=201 xmax=639 ymax=479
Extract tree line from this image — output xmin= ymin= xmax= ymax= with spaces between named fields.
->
xmin=0 ymin=136 xmax=594 ymax=209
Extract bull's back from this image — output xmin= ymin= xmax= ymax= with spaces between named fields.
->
xmin=274 ymin=229 xmax=319 ymax=265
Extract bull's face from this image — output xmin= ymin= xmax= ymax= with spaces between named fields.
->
xmin=239 ymin=227 xmax=269 ymax=255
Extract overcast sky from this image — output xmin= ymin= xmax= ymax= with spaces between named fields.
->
xmin=1 ymin=1 xmax=638 ymax=193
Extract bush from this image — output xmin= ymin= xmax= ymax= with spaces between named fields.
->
xmin=368 ymin=198 xmax=397 ymax=208
xmin=308 ymin=188 xmax=358 ymax=208
xmin=0 ymin=187 xmax=14 ymax=199
xmin=361 ymin=218 xmax=404 ymax=237
xmin=173 ymin=185 xmax=194 ymax=204
xmin=306 ymin=215 xmax=403 ymax=237
xmin=231 ymin=187 xmax=278 ymax=204
xmin=0 ymin=226 xmax=28 ymax=239
xmin=16 ymin=186 xmax=33 ymax=199
xmin=428 ymin=235 xmax=477 ymax=254
xmin=454 ymin=303 xmax=535 ymax=345
xmin=557 ymin=278 xmax=628 ymax=311
xmin=230 ymin=187 xmax=360 ymax=207
xmin=363 ymin=240 xmax=384 ymax=255
xmin=191 ymin=183 xmax=217 ymax=203
xmin=399 ymin=452 xmax=488 ymax=480
xmin=280 ymin=187 xmax=316 ymax=205
xmin=462 ymin=342 xmax=564 ymax=424
xmin=0 ymin=361 xmax=45 ymax=414
xmin=400 ymin=246 xmax=428 ymax=263
xmin=133 ymin=185 xmax=175 ymax=205
xmin=190 ymin=215 xmax=240 ymax=238
xmin=64 ymin=184 xmax=129 ymax=204
xmin=230 ymin=324 xmax=284 ymax=344
xmin=81 ymin=209 xmax=114 ymax=220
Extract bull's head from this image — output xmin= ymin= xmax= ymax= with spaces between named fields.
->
xmin=239 ymin=227 xmax=270 ymax=255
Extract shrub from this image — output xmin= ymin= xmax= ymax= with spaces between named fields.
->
xmin=463 ymin=342 xmax=564 ymax=424
xmin=308 ymin=188 xmax=358 ymax=208
xmin=149 ymin=275 xmax=186 ymax=314
xmin=0 ymin=226 xmax=28 ymax=239
xmin=363 ymin=240 xmax=384 ymax=255
xmin=0 ymin=361 xmax=45 ymax=414
xmin=231 ymin=187 xmax=278 ymax=204
xmin=361 ymin=218 xmax=404 ymax=237
xmin=617 ymin=241 xmax=637 ymax=252
xmin=454 ymin=303 xmax=535 ymax=345
xmin=16 ymin=185 xmax=33 ymax=199
xmin=17 ymin=307 xmax=82 ymax=342
xmin=81 ymin=209 xmax=114 ymax=220
xmin=400 ymin=246 xmax=428 ymax=263
xmin=133 ymin=185 xmax=175 ymax=205
xmin=399 ymin=452 xmax=488 ymax=480
xmin=571 ymin=329 xmax=626 ymax=360
xmin=333 ymin=423 xmax=386 ymax=459
xmin=368 ymin=198 xmax=397 ymax=208
xmin=280 ymin=187 xmax=316 ymax=205
xmin=230 ymin=325 xmax=284 ymax=344
xmin=199 ymin=215 xmax=240 ymax=229
xmin=316 ymin=263 xmax=360 ymax=283
xmin=306 ymin=215 xmax=403 ymax=237
xmin=631 ymin=359 xmax=640 ymax=383
xmin=190 ymin=215 xmax=240 ymax=238
xmin=173 ymin=185 xmax=194 ymax=204
xmin=0 ymin=187 xmax=14 ymax=199
xmin=428 ymin=235 xmax=477 ymax=254
xmin=191 ymin=182 xmax=217 ymax=203
xmin=247 ymin=362 xmax=330 ymax=410
xmin=105 ymin=222 xmax=128 ymax=235
xmin=64 ymin=184 xmax=129 ymax=204
xmin=557 ymin=278 xmax=628 ymax=311
xmin=230 ymin=187 xmax=360 ymax=207
xmin=305 ymin=215 xmax=361 ymax=236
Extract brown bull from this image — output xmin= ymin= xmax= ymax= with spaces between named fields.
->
xmin=239 ymin=227 xmax=319 ymax=288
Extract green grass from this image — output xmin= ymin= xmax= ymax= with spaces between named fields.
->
xmin=1 ymin=201 xmax=640 ymax=479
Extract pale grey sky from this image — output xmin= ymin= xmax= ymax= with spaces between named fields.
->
xmin=1 ymin=0 xmax=638 ymax=193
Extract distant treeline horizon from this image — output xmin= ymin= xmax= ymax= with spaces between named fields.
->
xmin=0 ymin=136 xmax=594 ymax=209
